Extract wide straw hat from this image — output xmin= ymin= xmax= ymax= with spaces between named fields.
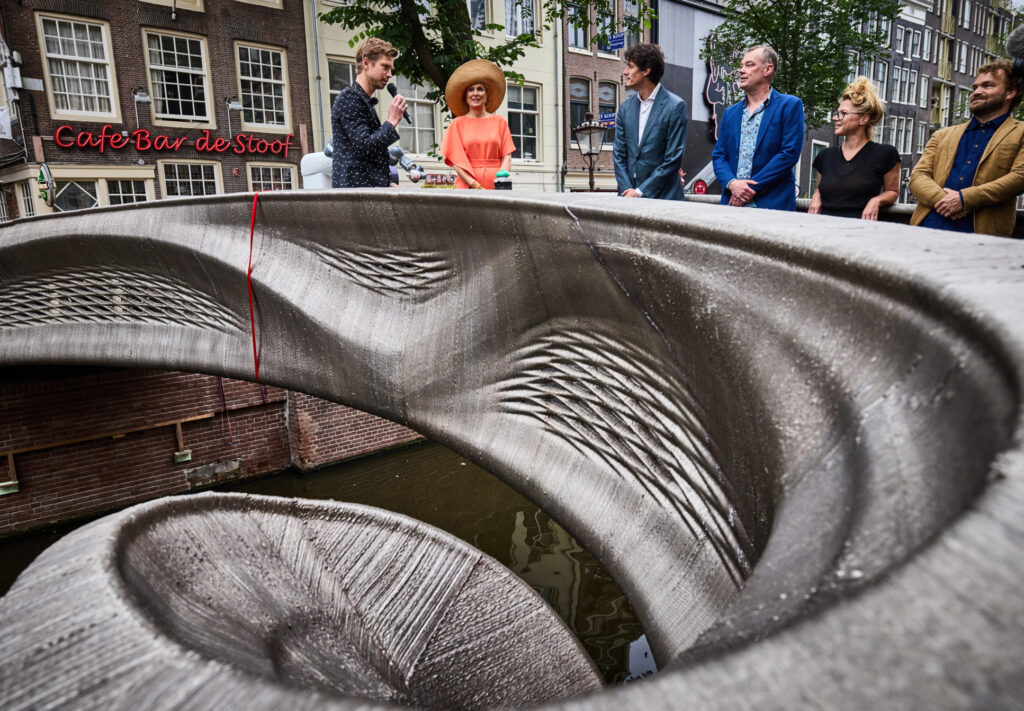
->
xmin=445 ymin=59 xmax=506 ymax=116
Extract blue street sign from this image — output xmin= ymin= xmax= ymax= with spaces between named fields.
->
xmin=598 ymin=112 xmax=616 ymax=127
xmin=606 ymin=32 xmax=625 ymax=50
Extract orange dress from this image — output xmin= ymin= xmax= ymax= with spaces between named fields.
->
xmin=440 ymin=114 xmax=516 ymax=189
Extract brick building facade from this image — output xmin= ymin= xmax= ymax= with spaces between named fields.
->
xmin=0 ymin=368 xmax=421 ymax=536
xmin=0 ymin=0 xmax=313 ymax=220
xmin=563 ymin=1 xmax=649 ymax=192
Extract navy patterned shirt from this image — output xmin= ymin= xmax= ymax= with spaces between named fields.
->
xmin=331 ymin=83 xmax=400 ymax=188
xmin=921 ymin=112 xmax=1010 ymax=232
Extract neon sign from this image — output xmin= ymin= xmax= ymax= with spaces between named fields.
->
xmin=54 ymin=125 xmax=294 ymax=157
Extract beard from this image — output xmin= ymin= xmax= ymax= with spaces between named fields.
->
xmin=970 ymin=92 xmax=1007 ymax=117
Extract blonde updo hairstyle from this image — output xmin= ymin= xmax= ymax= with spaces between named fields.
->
xmin=841 ymin=77 xmax=886 ymax=141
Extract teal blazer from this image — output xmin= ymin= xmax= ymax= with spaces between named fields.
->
xmin=613 ymin=86 xmax=689 ymax=200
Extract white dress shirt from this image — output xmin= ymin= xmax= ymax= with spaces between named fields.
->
xmin=637 ymin=83 xmax=661 ymax=146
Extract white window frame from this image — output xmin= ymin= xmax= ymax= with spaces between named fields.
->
xmin=391 ymin=76 xmax=436 ymax=156
xmin=505 ymin=0 xmax=536 ymax=37
xmin=141 ymin=0 xmax=204 ymax=10
xmin=922 ymin=29 xmax=932 ymax=61
xmin=235 ymin=41 xmax=292 ymax=133
xmin=919 ymin=76 xmax=929 ymax=109
xmin=508 ymin=82 xmax=540 ymax=162
xmin=327 ymin=57 xmax=356 ymax=107
xmin=106 ymin=179 xmax=151 ymax=205
xmin=158 ymin=159 xmax=223 ymax=198
xmin=19 ymin=181 xmax=37 ymax=218
xmin=233 ymin=0 xmax=283 ymax=7
xmin=567 ymin=2 xmax=587 ymax=50
xmin=961 ymin=0 xmax=971 ymax=28
xmin=909 ymin=70 xmax=918 ymax=106
xmin=0 ymin=191 xmax=9 ymax=223
xmin=911 ymin=30 xmax=921 ymax=58
xmin=142 ymin=28 xmax=214 ymax=128
xmin=247 ymin=162 xmax=297 ymax=191
xmin=918 ymin=121 xmax=929 ymax=154
xmin=895 ymin=26 xmax=905 ymax=53
xmin=54 ymin=179 xmax=99 ymax=212
xmin=36 ymin=12 xmax=121 ymax=123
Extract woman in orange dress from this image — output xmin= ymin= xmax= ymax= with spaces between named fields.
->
xmin=440 ymin=60 xmax=516 ymax=189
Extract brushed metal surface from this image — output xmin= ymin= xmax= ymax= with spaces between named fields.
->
xmin=1 ymin=191 xmax=1022 ymax=708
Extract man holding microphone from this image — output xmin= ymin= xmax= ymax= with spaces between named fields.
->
xmin=332 ymin=38 xmax=409 ymax=188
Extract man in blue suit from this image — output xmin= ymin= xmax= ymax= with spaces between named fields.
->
xmin=712 ymin=46 xmax=804 ymax=210
xmin=613 ymin=43 xmax=688 ymax=200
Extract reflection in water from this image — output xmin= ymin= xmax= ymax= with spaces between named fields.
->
xmin=219 ymin=441 xmax=652 ymax=684
xmin=0 ymin=441 xmax=651 ymax=684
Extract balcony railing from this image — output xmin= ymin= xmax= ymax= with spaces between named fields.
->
xmin=987 ymin=34 xmax=1001 ymax=53
xmin=941 ymin=13 xmax=955 ymax=34
xmin=938 ymin=59 xmax=952 ymax=80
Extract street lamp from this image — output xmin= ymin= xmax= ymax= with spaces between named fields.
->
xmin=131 ymin=87 xmax=151 ymax=130
xmin=225 ymin=97 xmax=244 ymax=140
xmin=571 ymin=112 xmax=608 ymax=192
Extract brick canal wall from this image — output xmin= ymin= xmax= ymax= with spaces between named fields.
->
xmin=0 ymin=369 xmax=422 ymax=536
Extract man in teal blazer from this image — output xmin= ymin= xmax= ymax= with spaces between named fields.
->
xmin=712 ymin=45 xmax=804 ymax=211
xmin=613 ymin=43 xmax=689 ymax=200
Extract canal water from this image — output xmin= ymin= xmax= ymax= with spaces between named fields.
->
xmin=0 ymin=440 xmax=655 ymax=684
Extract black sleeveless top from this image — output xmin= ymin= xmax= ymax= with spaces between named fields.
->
xmin=812 ymin=141 xmax=900 ymax=218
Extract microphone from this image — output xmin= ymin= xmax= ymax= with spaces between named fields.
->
xmin=386 ymin=83 xmax=413 ymax=124
xmin=1006 ymin=25 xmax=1024 ymax=77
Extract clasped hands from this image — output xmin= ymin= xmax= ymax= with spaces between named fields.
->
xmin=933 ymin=188 xmax=966 ymax=220
xmin=728 ymin=179 xmax=757 ymax=206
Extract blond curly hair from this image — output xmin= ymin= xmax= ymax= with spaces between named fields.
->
xmin=841 ymin=76 xmax=886 ymax=141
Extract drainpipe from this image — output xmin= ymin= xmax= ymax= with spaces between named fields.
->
xmin=311 ymin=0 xmax=326 ymax=148
xmin=556 ymin=15 xmax=565 ymax=192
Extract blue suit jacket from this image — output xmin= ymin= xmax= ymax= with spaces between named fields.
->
xmin=712 ymin=88 xmax=804 ymax=210
xmin=613 ymin=86 xmax=688 ymax=200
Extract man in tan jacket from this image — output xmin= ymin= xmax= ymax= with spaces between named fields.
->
xmin=910 ymin=59 xmax=1024 ymax=237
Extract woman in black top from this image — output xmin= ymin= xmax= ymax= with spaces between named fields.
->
xmin=809 ymin=77 xmax=900 ymax=220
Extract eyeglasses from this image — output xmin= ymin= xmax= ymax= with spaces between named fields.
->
xmin=832 ymin=110 xmax=856 ymax=120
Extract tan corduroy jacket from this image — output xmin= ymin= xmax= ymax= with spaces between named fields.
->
xmin=909 ymin=115 xmax=1024 ymax=237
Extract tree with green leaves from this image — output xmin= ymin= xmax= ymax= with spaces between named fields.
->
xmin=320 ymin=1 xmax=652 ymax=113
xmin=702 ymin=0 xmax=901 ymax=129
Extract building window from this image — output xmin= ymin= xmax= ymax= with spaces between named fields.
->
xmin=328 ymin=59 xmax=355 ymax=106
xmin=961 ymin=0 xmax=971 ymax=28
xmin=874 ymin=62 xmax=888 ymax=100
xmin=249 ymin=163 xmax=295 ymax=191
xmin=467 ymin=0 xmax=487 ymax=30
xmin=895 ymin=26 xmax=904 ymax=52
xmin=142 ymin=0 xmax=204 ymax=10
xmin=568 ymin=3 xmax=587 ymax=49
xmin=597 ymin=10 xmax=616 ymax=53
xmin=911 ymin=30 xmax=921 ymax=57
xmin=233 ymin=0 xmax=282 ymax=7
xmin=892 ymin=68 xmax=903 ymax=104
xmin=598 ymin=81 xmax=617 ymax=145
xmin=625 ymin=0 xmax=641 ymax=49
xmin=918 ymin=121 xmax=929 ymax=153
xmin=19 ymin=182 xmax=36 ymax=218
xmin=922 ymin=29 xmax=932 ymax=61
xmin=508 ymin=83 xmax=538 ymax=160
xmin=236 ymin=43 xmax=289 ymax=129
xmin=505 ymin=0 xmax=535 ymax=35
xmin=38 ymin=14 xmax=117 ymax=118
xmin=809 ymin=141 xmax=827 ymax=197
xmin=0 ymin=192 xmax=8 ymax=223
xmin=54 ymin=180 xmax=98 ymax=212
xmin=392 ymin=76 xmax=435 ymax=154
xmin=144 ymin=30 xmax=211 ymax=123
xmin=107 ymin=180 xmax=148 ymax=205
xmin=909 ymin=70 xmax=918 ymax=105
xmin=919 ymin=76 xmax=929 ymax=109
xmin=957 ymin=42 xmax=967 ymax=74
xmin=569 ymin=78 xmax=590 ymax=130
xmin=161 ymin=162 xmax=219 ymax=197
